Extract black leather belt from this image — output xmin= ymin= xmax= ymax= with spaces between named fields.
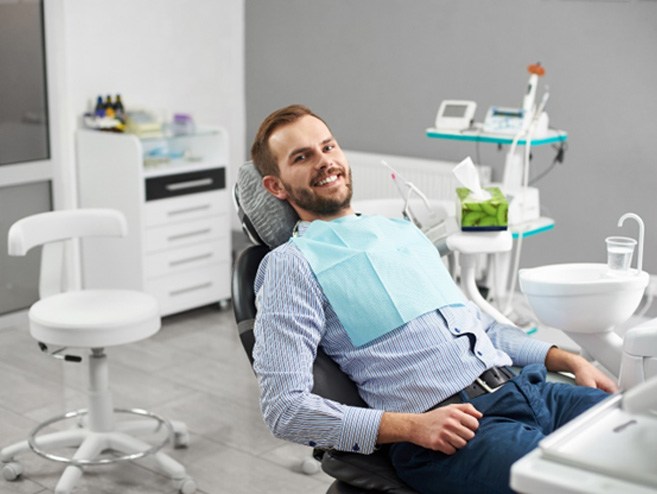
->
xmin=427 ymin=366 xmax=515 ymax=411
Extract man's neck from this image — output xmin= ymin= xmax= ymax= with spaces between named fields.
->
xmin=298 ymin=206 xmax=355 ymax=222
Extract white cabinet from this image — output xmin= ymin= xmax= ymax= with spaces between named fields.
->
xmin=76 ymin=128 xmax=231 ymax=316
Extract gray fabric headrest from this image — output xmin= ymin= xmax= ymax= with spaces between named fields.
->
xmin=236 ymin=162 xmax=299 ymax=248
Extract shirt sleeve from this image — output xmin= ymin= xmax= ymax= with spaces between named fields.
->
xmin=469 ymin=302 xmax=553 ymax=366
xmin=253 ymin=246 xmax=383 ymax=454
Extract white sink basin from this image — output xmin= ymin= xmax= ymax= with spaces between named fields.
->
xmin=519 ymin=263 xmax=650 ymax=334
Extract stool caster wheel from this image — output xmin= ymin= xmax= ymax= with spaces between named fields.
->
xmin=178 ymin=476 xmax=197 ymax=494
xmin=174 ymin=430 xmax=190 ymax=449
xmin=2 ymin=461 xmax=23 ymax=481
xmin=301 ymin=457 xmax=320 ymax=475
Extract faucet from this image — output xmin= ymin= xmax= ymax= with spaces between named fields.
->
xmin=618 ymin=212 xmax=644 ymax=274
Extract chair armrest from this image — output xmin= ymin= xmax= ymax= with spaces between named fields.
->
xmin=321 ymin=448 xmax=417 ymax=494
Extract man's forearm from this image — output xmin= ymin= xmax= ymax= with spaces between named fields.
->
xmin=544 ymin=346 xmax=618 ymax=393
xmin=377 ymin=404 xmax=482 ymax=455
xmin=544 ymin=346 xmax=583 ymax=373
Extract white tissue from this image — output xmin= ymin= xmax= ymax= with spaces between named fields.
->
xmin=453 ymin=157 xmax=491 ymax=201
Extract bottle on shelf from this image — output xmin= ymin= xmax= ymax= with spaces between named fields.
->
xmin=113 ymin=94 xmax=125 ymax=122
xmin=104 ymin=95 xmax=115 ymax=118
xmin=94 ymin=96 xmax=105 ymax=117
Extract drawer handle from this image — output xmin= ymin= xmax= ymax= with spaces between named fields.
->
xmin=167 ymin=228 xmax=212 ymax=242
xmin=170 ymin=282 xmax=212 ymax=296
xmin=165 ymin=178 xmax=213 ymax=191
xmin=169 ymin=253 xmax=213 ymax=267
xmin=167 ymin=204 xmax=211 ymax=217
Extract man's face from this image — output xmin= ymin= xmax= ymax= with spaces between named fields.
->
xmin=264 ymin=115 xmax=353 ymax=221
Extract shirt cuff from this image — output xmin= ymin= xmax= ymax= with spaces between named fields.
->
xmin=337 ymin=406 xmax=384 ymax=455
xmin=513 ymin=337 xmax=553 ymax=367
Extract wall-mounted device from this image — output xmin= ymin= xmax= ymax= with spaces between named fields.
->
xmin=434 ymin=100 xmax=477 ymax=131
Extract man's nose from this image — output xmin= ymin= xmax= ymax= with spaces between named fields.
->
xmin=315 ymin=151 xmax=331 ymax=169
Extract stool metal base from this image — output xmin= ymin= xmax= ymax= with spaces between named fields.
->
xmin=2 ymin=407 xmax=195 ymax=494
xmin=28 ymin=407 xmax=173 ymax=466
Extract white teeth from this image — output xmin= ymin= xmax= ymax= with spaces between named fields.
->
xmin=316 ymin=175 xmax=338 ymax=186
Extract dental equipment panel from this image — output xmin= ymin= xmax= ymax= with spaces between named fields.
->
xmin=434 ymin=100 xmax=477 ymax=131
xmin=482 ymin=106 xmax=526 ymax=135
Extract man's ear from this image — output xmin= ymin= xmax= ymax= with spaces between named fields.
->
xmin=262 ymin=175 xmax=288 ymax=200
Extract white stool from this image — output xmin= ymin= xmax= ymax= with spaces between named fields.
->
xmin=1 ymin=209 xmax=196 ymax=494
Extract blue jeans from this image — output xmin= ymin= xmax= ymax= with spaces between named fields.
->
xmin=388 ymin=364 xmax=609 ymax=494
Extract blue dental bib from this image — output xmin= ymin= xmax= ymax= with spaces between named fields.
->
xmin=293 ymin=215 xmax=466 ymax=347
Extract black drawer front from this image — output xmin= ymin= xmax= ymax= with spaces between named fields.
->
xmin=146 ymin=167 xmax=225 ymax=201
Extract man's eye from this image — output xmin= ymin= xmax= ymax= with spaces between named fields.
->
xmin=293 ymin=154 xmax=306 ymax=163
xmin=324 ymin=144 xmax=335 ymax=152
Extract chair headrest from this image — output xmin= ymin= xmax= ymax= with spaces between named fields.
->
xmin=234 ymin=162 xmax=299 ymax=249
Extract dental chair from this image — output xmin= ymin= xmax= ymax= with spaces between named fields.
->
xmin=1 ymin=209 xmax=196 ymax=494
xmin=232 ymin=162 xmax=417 ymax=493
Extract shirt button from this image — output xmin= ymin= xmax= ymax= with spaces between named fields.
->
xmin=454 ymin=327 xmax=461 ymax=333
xmin=309 ymin=441 xmax=317 ymax=447
xmin=352 ymin=443 xmax=360 ymax=452
xmin=477 ymin=350 xmax=483 ymax=356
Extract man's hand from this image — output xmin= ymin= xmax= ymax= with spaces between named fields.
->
xmin=378 ymin=403 xmax=482 ymax=455
xmin=545 ymin=347 xmax=618 ymax=393
xmin=413 ymin=404 xmax=483 ymax=454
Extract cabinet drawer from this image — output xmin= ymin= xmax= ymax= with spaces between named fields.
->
xmin=145 ymin=216 xmax=227 ymax=253
xmin=145 ymin=167 xmax=225 ymax=201
xmin=146 ymin=262 xmax=230 ymax=317
xmin=144 ymin=190 xmax=227 ymax=227
xmin=144 ymin=240 xmax=228 ymax=278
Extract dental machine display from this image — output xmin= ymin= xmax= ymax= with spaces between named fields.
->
xmin=434 ymin=100 xmax=477 ymax=132
xmin=511 ymin=212 xmax=657 ymax=494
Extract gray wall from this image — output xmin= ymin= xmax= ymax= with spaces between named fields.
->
xmin=245 ymin=0 xmax=657 ymax=274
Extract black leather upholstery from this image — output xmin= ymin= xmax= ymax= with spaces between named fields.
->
xmin=231 ymin=244 xmax=417 ymax=494
xmin=231 ymin=244 xmax=268 ymax=365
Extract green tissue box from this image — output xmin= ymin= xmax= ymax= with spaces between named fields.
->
xmin=456 ymin=186 xmax=508 ymax=231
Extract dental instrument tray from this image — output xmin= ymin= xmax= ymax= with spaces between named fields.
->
xmin=536 ymin=395 xmax=657 ymax=489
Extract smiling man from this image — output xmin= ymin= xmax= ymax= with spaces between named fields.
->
xmin=249 ymin=104 xmax=615 ymax=494
xmin=253 ymin=107 xmax=353 ymax=221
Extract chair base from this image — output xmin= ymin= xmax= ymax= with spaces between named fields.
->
xmin=1 ymin=409 xmax=196 ymax=494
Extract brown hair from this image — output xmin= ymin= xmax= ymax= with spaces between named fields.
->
xmin=250 ymin=104 xmax=328 ymax=177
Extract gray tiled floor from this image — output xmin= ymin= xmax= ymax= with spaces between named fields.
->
xmin=0 ymin=305 xmax=335 ymax=494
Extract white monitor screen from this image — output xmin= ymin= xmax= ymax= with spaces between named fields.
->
xmin=442 ymin=104 xmax=467 ymax=118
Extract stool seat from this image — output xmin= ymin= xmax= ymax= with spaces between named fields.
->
xmin=29 ymin=290 xmax=160 ymax=348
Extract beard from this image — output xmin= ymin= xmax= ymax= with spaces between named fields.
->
xmin=283 ymin=168 xmax=353 ymax=217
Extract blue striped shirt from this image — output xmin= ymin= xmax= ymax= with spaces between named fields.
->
xmin=253 ymin=222 xmax=552 ymax=455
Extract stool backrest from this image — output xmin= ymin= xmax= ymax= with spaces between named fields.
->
xmin=8 ymin=209 xmax=127 ymax=298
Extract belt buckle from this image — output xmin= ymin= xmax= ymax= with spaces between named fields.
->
xmin=475 ymin=376 xmax=501 ymax=394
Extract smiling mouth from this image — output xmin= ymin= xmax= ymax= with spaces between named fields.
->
xmin=314 ymin=174 xmax=339 ymax=187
